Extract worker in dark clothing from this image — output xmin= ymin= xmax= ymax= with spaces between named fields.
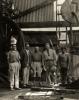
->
xmin=58 ymin=47 xmax=70 ymax=85
xmin=31 ymin=46 xmax=42 ymax=86
xmin=7 ymin=37 xmax=21 ymax=90
xmin=21 ymin=43 xmax=31 ymax=88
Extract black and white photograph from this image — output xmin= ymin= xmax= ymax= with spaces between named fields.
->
xmin=0 ymin=0 xmax=79 ymax=100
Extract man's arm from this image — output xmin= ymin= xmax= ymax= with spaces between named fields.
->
xmin=20 ymin=49 xmax=24 ymax=62
xmin=57 ymin=54 xmax=61 ymax=70
xmin=67 ymin=54 xmax=70 ymax=69
xmin=7 ymin=52 xmax=10 ymax=64
xmin=16 ymin=51 xmax=21 ymax=69
xmin=30 ymin=52 xmax=33 ymax=67
xmin=42 ymin=52 xmax=46 ymax=71
xmin=53 ymin=50 xmax=57 ymax=66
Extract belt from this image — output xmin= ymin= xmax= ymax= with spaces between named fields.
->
xmin=33 ymin=61 xmax=41 ymax=62
xmin=9 ymin=61 xmax=19 ymax=63
xmin=45 ymin=59 xmax=54 ymax=61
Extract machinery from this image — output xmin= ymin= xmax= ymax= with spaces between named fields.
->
xmin=61 ymin=0 xmax=79 ymax=84
xmin=0 ymin=0 xmax=57 ymax=87
xmin=61 ymin=0 xmax=79 ymax=24
xmin=1 ymin=0 xmax=79 ymax=88
xmin=0 ymin=0 xmax=25 ymax=87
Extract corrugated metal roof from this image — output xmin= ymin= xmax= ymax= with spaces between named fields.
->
xmin=12 ymin=0 xmax=55 ymax=22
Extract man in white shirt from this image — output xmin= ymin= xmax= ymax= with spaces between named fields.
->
xmin=43 ymin=43 xmax=57 ymax=86
xmin=7 ymin=37 xmax=21 ymax=90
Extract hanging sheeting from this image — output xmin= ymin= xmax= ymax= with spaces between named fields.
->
xmin=12 ymin=0 xmax=55 ymax=22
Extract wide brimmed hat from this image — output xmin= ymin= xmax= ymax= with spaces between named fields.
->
xmin=10 ymin=36 xmax=17 ymax=45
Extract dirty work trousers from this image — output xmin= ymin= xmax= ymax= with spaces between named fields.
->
xmin=45 ymin=60 xmax=56 ymax=85
xmin=23 ymin=67 xmax=30 ymax=85
xmin=60 ymin=67 xmax=68 ymax=84
xmin=31 ymin=62 xmax=42 ymax=77
xmin=9 ymin=62 xmax=20 ymax=89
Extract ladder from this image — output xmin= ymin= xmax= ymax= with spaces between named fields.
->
xmin=56 ymin=0 xmax=68 ymax=45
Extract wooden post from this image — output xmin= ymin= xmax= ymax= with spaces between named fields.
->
xmin=66 ymin=27 xmax=67 ymax=45
xmin=70 ymin=24 xmax=73 ymax=46
xmin=56 ymin=0 xmax=59 ymax=44
xmin=70 ymin=24 xmax=73 ymax=78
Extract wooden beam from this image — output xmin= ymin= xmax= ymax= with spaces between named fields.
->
xmin=17 ymin=21 xmax=78 ymax=28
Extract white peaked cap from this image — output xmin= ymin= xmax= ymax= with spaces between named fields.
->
xmin=11 ymin=36 xmax=17 ymax=45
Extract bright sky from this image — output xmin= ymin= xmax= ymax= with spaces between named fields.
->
xmin=57 ymin=0 xmax=65 ymax=4
xmin=54 ymin=0 xmax=69 ymax=43
xmin=54 ymin=0 xmax=66 ymax=21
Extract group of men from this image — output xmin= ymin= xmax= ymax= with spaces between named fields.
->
xmin=7 ymin=36 xmax=70 ymax=90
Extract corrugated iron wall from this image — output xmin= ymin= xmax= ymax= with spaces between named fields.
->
xmin=12 ymin=0 xmax=54 ymax=22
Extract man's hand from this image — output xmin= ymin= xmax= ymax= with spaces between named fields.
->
xmin=42 ymin=65 xmax=46 ymax=71
xmin=27 ymin=63 xmax=29 ymax=67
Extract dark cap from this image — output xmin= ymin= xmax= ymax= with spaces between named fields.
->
xmin=25 ymin=42 xmax=29 ymax=46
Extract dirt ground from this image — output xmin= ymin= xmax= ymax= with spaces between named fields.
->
xmin=0 ymin=87 xmax=79 ymax=100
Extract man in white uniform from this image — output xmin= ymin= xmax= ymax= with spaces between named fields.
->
xmin=7 ymin=36 xmax=21 ymax=90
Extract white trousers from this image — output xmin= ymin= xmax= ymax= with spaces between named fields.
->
xmin=31 ymin=62 xmax=42 ymax=77
xmin=23 ymin=67 xmax=29 ymax=85
xmin=9 ymin=62 xmax=20 ymax=88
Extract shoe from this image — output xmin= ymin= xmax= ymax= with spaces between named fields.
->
xmin=50 ymin=82 xmax=54 ymax=86
xmin=45 ymin=84 xmax=53 ymax=88
xmin=10 ymin=88 xmax=14 ymax=91
xmin=54 ymin=83 xmax=59 ymax=87
xmin=26 ymin=84 xmax=31 ymax=88
xmin=39 ymin=82 xmax=42 ymax=87
xmin=15 ymin=88 xmax=21 ymax=90
xmin=23 ymin=85 xmax=26 ymax=88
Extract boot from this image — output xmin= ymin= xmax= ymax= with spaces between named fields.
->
xmin=33 ymin=77 xmax=36 ymax=87
xmin=38 ymin=77 xmax=41 ymax=87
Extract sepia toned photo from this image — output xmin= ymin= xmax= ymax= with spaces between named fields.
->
xmin=0 ymin=0 xmax=79 ymax=100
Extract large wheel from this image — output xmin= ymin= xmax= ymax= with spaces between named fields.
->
xmin=61 ymin=0 xmax=79 ymax=24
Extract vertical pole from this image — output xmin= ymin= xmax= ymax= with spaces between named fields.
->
xmin=70 ymin=24 xmax=73 ymax=78
xmin=70 ymin=24 xmax=73 ymax=46
xmin=66 ymin=27 xmax=67 ymax=45
xmin=56 ymin=0 xmax=57 ymax=32
xmin=5 ymin=24 xmax=7 ymax=39
xmin=56 ymin=0 xmax=58 ymax=44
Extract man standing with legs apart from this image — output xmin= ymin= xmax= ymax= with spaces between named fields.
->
xmin=7 ymin=36 xmax=21 ymax=90
xmin=43 ymin=43 xmax=57 ymax=87
xmin=21 ymin=43 xmax=31 ymax=88
xmin=58 ymin=47 xmax=70 ymax=86
xmin=31 ymin=46 xmax=42 ymax=86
